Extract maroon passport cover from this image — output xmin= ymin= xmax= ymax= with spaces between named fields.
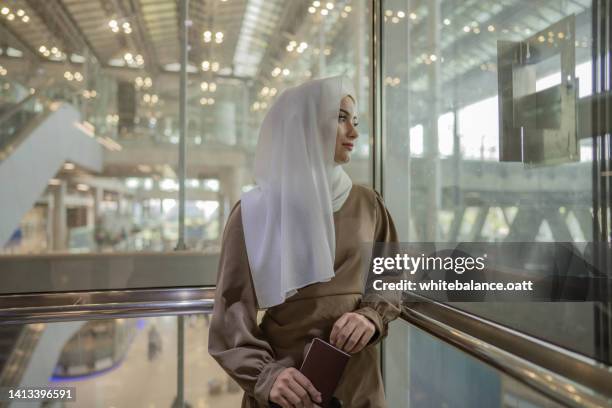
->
xmin=299 ymin=338 xmax=351 ymax=407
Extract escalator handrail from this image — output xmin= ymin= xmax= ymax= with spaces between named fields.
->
xmin=0 ymin=92 xmax=40 ymax=125
xmin=401 ymin=294 xmax=612 ymax=408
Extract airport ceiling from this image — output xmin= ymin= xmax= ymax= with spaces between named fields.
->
xmin=0 ymin=0 xmax=307 ymax=85
xmin=0 ymin=0 xmax=594 ymax=105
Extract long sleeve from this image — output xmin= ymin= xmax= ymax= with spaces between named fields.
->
xmin=208 ymin=202 xmax=286 ymax=405
xmin=354 ymin=190 xmax=402 ymax=346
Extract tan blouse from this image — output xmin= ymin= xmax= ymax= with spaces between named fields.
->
xmin=208 ymin=184 xmax=400 ymax=407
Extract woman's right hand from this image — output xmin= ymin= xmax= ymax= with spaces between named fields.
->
xmin=269 ymin=367 xmax=322 ymax=408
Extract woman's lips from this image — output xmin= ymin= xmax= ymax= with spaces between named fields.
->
xmin=343 ymin=143 xmax=354 ymax=151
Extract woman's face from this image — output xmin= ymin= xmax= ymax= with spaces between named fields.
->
xmin=334 ymin=95 xmax=359 ymax=164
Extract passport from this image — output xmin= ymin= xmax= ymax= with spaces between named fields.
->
xmin=299 ymin=338 xmax=351 ymax=407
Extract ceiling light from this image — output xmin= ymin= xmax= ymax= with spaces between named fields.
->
xmin=64 ymin=162 xmax=75 ymax=170
xmin=21 ymin=15 xmax=29 ymax=23
xmin=308 ymin=6 xmax=316 ymax=13
xmin=320 ymin=9 xmax=328 ymax=15
xmin=397 ymin=11 xmax=405 ymax=18
xmin=7 ymin=13 xmax=15 ymax=21
xmin=1 ymin=7 xmax=9 ymax=15
xmin=16 ymin=9 xmax=24 ymax=17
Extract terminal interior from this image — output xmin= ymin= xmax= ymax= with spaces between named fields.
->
xmin=0 ymin=0 xmax=611 ymax=407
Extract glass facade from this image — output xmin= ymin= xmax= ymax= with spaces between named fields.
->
xmin=380 ymin=0 xmax=611 ymax=364
xmin=0 ymin=0 xmax=371 ymax=256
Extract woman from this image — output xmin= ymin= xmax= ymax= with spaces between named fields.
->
xmin=208 ymin=76 xmax=400 ymax=408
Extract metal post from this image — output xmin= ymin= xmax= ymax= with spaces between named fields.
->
xmin=175 ymin=2 xmax=189 ymax=408
xmin=423 ymin=0 xmax=441 ymax=241
xmin=175 ymin=0 xmax=189 ymax=251
xmin=177 ymin=315 xmax=185 ymax=408
xmin=371 ymin=0 xmax=383 ymax=194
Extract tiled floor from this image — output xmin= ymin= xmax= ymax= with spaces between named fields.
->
xmin=54 ymin=315 xmax=243 ymax=408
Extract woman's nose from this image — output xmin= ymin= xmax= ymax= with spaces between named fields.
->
xmin=348 ymin=126 xmax=359 ymax=140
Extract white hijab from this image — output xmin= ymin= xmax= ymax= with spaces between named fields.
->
xmin=241 ymin=76 xmax=355 ymax=308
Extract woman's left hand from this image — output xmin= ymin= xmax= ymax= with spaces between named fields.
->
xmin=330 ymin=312 xmax=376 ymax=354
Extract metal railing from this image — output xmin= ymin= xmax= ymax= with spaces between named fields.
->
xmin=0 ymin=286 xmax=610 ymax=407
xmin=0 ymin=288 xmax=215 ymax=324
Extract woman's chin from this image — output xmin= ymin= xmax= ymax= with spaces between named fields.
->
xmin=335 ymin=154 xmax=351 ymax=164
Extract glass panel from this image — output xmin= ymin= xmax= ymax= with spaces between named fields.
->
xmin=186 ymin=0 xmax=373 ymax=254
xmin=381 ymin=0 xmax=612 ymax=364
xmin=0 ymin=0 xmax=373 ymax=294
xmin=385 ymin=320 xmax=566 ymax=408
xmin=0 ymin=314 xmax=240 ymax=407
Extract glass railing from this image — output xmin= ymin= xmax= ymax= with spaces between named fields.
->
xmin=0 ymin=288 xmax=223 ymax=408
xmin=0 ymin=92 xmax=45 ymax=157
xmin=0 ymin=315 xmax=244 ymax=408
xmin=385 ymin=321 xmax=570 ymax=408
xmin=385 ymin=296 xmax=612 ymax=408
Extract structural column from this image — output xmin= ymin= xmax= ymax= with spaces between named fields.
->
xmin=52 ymin=181 xmax=67 ymax=251
xmin=422 ymin=0 xmax=441 ymax=241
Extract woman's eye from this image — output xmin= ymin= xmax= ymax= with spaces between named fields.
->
xmin=338 ymin=115 xmax=347 ymax=122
